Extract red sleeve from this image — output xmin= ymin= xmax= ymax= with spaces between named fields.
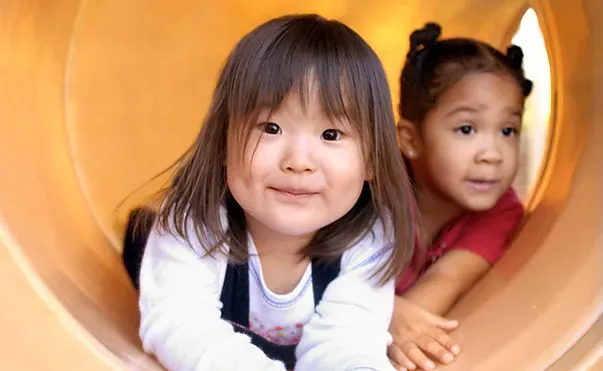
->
xmin=449 ymin=188 xmax=525 ymax=264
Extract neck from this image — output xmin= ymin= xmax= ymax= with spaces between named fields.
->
xmin=414 ymin=181 xmax=464 ymax=245
xmin=245 ymin=217 xmax=314 ymax=260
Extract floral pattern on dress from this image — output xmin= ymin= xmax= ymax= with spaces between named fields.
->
xmin=249 ymin=313 xmax=304 ymax=345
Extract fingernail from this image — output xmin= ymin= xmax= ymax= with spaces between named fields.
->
xmin=425 ymin=360 xmax=435 ymax=370
xmin=443 ymin=353 xmax=454 ymax=363
xmin=452 ymin=345 xmax=461 ymax=354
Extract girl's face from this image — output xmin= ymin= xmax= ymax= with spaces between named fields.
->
xmin=402 ymin=72 xmax=524 ymax=212
xmin=226 ymin=85 xmax=369 ymax=240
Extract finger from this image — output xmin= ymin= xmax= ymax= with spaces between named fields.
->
xmin=401 ymin=341 xmax=436 ymax=371
xmin=429 ymin=327 xmax=461 ymax=355
xmin=388 ymin=344 xmax=417 ymax=370
xmin=391 ymin=360 xmax=408 ymax=371
xmin=436 ymin=318 xmax=459 ymax=331
xmin=424 ymin=312 xmax=459 ymax=330
xmin=389 ymin=358 xmax=406 ymax=371
xmin=415 ymin=333 xmax=455 ymax=365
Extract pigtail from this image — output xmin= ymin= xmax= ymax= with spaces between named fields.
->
xmin=407 ymin=23 xmax=442 ymax=59
xmin=406 ymin=23 xmax=442 ymax=89
xmin=505 ymin=45 xmax=534 ymax=97
xmin=505 ymin=45 xmax=524 ymax=68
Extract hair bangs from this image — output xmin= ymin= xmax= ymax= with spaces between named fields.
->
xmin=226 ymin=15 xmax=376 ymax=165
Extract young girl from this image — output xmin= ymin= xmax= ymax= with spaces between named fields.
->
xmin=387 ymin=23 xmax=533 ymax=371
xmin=137 ymin=14 xmax=416 ymax=371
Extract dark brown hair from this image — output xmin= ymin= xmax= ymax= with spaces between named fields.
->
xmin=399 ymin=23 xmax=533 ymax=125
xmin=152 ymin=14 xmax=415 ymax=285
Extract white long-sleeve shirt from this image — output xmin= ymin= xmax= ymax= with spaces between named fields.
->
xmin=138 ymin=215 xmax=397 ymax=371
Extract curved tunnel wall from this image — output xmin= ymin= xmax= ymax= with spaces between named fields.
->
xmin=0 ymin=0 xmax=601 ymax=370
xmin=66 ymin=0 xmax=530 ymax=248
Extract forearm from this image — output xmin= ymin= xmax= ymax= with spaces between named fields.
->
xmin=139 ymin=227 xmax=286 ymax=371
xmin=297 ymin=229 xmax=396 ymax=371
xmin=296 ymin=268 xmax=396 ymax=371
xmin=295 ymin=303 xmax=396 ymax=371
xmin=140 ymin=304 xmax=286 ymax=371
xmin=400 ymin=273 xmax=464 ymax=315
xmin=400 ymin=250 xmax=492 ymax=315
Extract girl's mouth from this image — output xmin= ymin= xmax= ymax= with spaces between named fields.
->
xmin=464 ymin=179 xmax=500 ymax=191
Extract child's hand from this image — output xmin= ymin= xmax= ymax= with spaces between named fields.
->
xmin=388 ymin=297 xmax=461 ymax=370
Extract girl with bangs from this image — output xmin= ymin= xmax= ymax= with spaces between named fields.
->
xmin=136 ymin=14 xmax=415 ymax=371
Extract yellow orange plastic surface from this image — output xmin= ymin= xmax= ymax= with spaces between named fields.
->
xmin=0 ymin=0 xmax=600 ymax=369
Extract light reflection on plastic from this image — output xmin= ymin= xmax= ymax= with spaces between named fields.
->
xmin=511 ymin=8 xmax=552 ymax=202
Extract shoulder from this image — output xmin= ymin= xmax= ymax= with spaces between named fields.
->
xmin=150 ymin=203 xmax=230 ymax=256
xmin=143 ymin=221 xmax=229 ymax=276
xmin=141 ymin=207 xmax=231 ymax=286
xmin=485 ymin=187 xmax=524 ymax=215
xmin=340 ymin=216 xmax=394 ymax=277
xmin=468 ymin=187 xmax=525 ymax=228
xmin=139 ymin=214 xmax=233 ymax=315
xmin=445 ymin=188 xmax=525 ymax=264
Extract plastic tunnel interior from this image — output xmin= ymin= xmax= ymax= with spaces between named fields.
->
xmin=0 ymin=1 xmax=601 ymax=370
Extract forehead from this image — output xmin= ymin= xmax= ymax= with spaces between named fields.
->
xmin=433 ymin=72 xmax=524 ymax=116
xmin=254 ymin=77 xmax=356 ymax=131
xmin=263 ymin=85 xmax=328 ymax=119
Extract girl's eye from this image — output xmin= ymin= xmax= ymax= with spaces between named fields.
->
xmin=322 ymin=129 xmax=342 ymax=141
xmin=261 ymin=122 xmax=281 ymax=135
xmin=455 ymin=125 xmax=475 ymax=135
xmin=501 ymin=127 xmax=518 ymax=137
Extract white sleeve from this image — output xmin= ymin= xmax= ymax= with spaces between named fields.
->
xmin=138 ymin=226 xmax=287 ymax=371
xmin=294 ymin=218 xmax=397 ymax=371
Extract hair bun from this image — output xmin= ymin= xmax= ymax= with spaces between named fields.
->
xmin=408 ymin=22 xmax=442 ymax=56
xmin=506 ymin=45 xmax=533 ymax=96
xmin=506 ymin=45 xmax=525 ymax=69
xmin=522 ymin=79 xmax=534 ymax=96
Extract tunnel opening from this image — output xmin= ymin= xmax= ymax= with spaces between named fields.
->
xmin=0 ymin=1 xmax=600 ymax=370
xmin=509 ymin=7 xmax=553 ymax=205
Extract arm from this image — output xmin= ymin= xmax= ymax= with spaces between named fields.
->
xmin=138 ymin=227 xmax=287 ymax=371
xmin=388 ymin=252 xmax=500 ymax=371
xmin=401 ymin=250 xmax=490 ymax=315
xmin=403 ymin=188 xmax=525 ymax=315
xmin=295 ymin=221 xmax=397 ymax=371
xmin=389 ymin=189 xmax=525 ymax=370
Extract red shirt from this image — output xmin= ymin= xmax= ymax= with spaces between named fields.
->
xmin=395 ymin=188 xmax=525 ymax=295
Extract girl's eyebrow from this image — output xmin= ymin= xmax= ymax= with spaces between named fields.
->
xmin=445 ymin=105 xmax=522 ymax=118
xmin=506 ymin=107 xmax=523 ymax=117
xmin=444 ymin=104 xmax=483 ymax=117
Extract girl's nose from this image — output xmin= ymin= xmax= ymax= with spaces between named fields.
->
xmin=280 ymin=138 xmax=316 ymax=173
xmin=476 ymin=138 xmax=503 ymax=165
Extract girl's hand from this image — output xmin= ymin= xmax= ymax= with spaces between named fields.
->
xmin=388 ymin=297 xmax=461 ymax=370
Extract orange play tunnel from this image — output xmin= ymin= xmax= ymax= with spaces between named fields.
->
xmin=0 ymin=0 xmax=601 ymax=370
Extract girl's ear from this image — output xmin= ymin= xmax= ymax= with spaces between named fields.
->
xmin=397 ymin=119 xmax=422 ymax=159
